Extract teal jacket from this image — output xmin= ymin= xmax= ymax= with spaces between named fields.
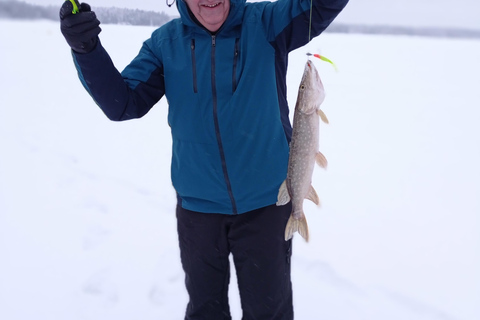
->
xmin=73 ymin=0 xmax=348 ymax=214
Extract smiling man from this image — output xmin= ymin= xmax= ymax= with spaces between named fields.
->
xmin=59 ymin=0 xmax=349 ymax=319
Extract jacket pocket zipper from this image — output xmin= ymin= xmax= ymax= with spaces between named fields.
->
xmin=191 ymin=39 xmax=198 ymax=93
xmin=232 ymin=38 xmax=239 ymax=93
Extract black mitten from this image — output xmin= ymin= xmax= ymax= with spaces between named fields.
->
xmin=60 ymin=2 xmax=101 ymax=54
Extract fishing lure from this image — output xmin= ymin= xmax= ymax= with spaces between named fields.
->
xmin=307 ymin=53 xmax=338 ymax=71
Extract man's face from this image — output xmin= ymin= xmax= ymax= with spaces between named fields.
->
xmin=184 ymin=0 xmax=231 ymax=32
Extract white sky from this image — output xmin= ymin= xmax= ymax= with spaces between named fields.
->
xmin=23 ymin=0 xmax=480 ymax=30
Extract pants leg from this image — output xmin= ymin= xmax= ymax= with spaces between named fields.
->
xmin=176 ymin=202 xmax=294 ymax=320
xmin=176 ymin=205 xmax=232 ymax=320
xmin=229 ymin=203 xmax=294 ymax=320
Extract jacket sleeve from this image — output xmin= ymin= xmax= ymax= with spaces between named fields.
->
xmin=72 ymin=38 xmax=165 ymax=121
xmin=262 ymin=0 xmax=349 ymax=52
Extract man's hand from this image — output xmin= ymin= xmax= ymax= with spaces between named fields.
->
xmin=60 ymin=1 xmax=101 ymax=54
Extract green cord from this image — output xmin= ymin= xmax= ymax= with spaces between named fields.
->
xmin=68 ymin=0 xmax=79 ymax=14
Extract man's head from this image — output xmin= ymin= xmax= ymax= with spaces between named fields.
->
xmin=184 ymin=0 xmax=230 ymax=32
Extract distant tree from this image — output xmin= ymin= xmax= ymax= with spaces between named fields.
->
xmin=0 ymin=0 xmax=173 ymax=27
xmin=0 ymin=0 xmax=57 ymax=20
xmin=1 ymin=0 xmax=479 ymax=39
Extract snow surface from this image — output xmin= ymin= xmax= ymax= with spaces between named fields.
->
xmin=1 ymin=20 xmax=480 ymax=320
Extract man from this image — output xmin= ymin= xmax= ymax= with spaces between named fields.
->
xmin=60 ymin=0 xmax=348 ymax=318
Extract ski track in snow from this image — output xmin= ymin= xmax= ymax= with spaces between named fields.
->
xmin=1 ymin=20 xmax=479 ymax=320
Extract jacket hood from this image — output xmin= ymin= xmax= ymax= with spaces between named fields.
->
xmin=176 ymin=0 xmax=246 ymax=32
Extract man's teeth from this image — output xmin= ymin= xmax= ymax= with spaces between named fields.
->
xmin=204 ymin=3 xmax=220 ymax=7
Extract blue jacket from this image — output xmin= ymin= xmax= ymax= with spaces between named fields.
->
xmin=72 ymin=0 xmax=348 ymax=214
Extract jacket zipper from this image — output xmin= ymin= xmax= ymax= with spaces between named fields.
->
xmin=190 ymin=39 xmax=198 ymax=93
xmin=232 ymin=38 xmax=239 ymax=93
xmin=210 ymin=34 xmax=238 ymax=214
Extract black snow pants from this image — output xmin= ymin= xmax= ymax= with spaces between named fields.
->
xmin=176 ymin=202 xmax=294 ymax=320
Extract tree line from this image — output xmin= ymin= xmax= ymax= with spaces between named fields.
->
xmin=1 ymin=0 xmax=479 ymax=39
xmin=0 ymin=0 xmax=173 ymax=26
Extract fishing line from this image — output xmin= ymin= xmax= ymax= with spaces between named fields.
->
xmin=308 ymin=0 xmax=313 ymax=42
xmin=305 ymin=1 xmax=339 ymax=71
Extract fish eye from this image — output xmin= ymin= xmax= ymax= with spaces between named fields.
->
xmin=300 ymin=84 xmax=306 ymax=90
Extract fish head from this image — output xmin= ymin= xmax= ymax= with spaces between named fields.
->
xmin=295 ymin=60 xmax=326 ymax=114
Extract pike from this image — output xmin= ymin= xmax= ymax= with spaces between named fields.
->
xmin=277 ymin=59 xmax=329 ymax=242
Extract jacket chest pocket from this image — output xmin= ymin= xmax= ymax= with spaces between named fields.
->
xmin=189 ymin=37 xmax=240 ymax=94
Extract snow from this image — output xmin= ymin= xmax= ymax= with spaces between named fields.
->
xmin=1 ymin=19 xmax=479 ymax=320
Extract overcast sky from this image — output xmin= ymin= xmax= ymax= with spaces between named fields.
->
xmin=23 ymin=0 xmax=480 ymax=30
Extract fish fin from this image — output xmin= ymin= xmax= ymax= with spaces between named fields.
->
xmin=285 ymin=214 xmax=309 ymax=242
xmin=276 ymin=180 xmax=291 ymax=206
xmin=315 ymin=152 xmax=328 ymax=169
xmin=306 ymin=185 xmax=320 ymax=206
xmin=317 ymin=109 xmax=329 ymax=124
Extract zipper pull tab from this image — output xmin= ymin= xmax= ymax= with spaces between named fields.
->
xmin=211 ymin=35 xmax=216 ymax=47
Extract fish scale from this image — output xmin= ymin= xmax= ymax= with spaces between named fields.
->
xmin=277 ymin=59 xmax=328 ymax=242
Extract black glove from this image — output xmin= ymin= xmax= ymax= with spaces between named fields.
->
xmin=60 ymin=1 xmax=101 ymax=54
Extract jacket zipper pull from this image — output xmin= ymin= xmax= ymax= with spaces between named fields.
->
xmin=211 ymin=35 xmax=216 ymax=47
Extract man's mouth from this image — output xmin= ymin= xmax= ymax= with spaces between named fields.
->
xmin=202 ymin=2 xmax=221 ymax=8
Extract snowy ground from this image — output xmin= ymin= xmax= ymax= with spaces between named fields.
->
xmin=0 ymin=20 xmax=479 ymax=320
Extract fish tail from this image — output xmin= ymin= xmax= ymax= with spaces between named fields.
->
xmin=285 ymin=214 xmax=309 ymax=242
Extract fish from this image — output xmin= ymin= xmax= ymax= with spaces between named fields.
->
xmin=277 ymin=59 xmax=329 ymax=242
